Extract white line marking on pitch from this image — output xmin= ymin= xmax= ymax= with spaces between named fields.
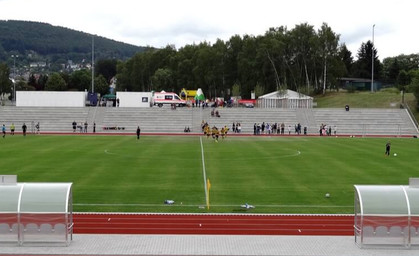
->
xmin=200 ymin=136 xmax=208 ymax=206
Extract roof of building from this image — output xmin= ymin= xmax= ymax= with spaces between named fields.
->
xmin=258 ymin=89 xmax=313 ymax=100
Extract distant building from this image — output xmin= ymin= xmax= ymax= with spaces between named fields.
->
xmin=339 ymin=77 xmax=382 ymax=91
xmin=29 ymin=62 xmax=47 ymax=68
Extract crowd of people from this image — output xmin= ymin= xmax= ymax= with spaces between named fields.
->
xmin=201 ymin=121 xmax=229 ymax=142
xmin=1 ymin=122 xmax=34 ymax=137
xmin=251 ymin=122 xmax=305 ymax=135
xmin=72 ymin=121 xmax=96 ymax=133
xmin=319 ymin=124 xmax=337 ymax=136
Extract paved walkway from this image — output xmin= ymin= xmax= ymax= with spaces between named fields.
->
xmin=1 ymin=234 xmax=418 ymax=256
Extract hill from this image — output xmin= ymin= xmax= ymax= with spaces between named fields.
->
xmin=314 ymin=89 xmax=419 ymax=123
xmin=313 ymin=89 xmax=411 ymax=108
xmin=0 ymin=20 xmax=148 ymax=65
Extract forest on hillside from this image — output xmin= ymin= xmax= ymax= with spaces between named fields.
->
xmin=0 ymin=20 xmax=147 ymax=66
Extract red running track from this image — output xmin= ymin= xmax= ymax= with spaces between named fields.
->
xmin=73 ymin=213 xmax=354 ymax=236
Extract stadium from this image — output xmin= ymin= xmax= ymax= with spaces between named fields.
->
xmin=1 ymin=90 xmax=419 ymax=256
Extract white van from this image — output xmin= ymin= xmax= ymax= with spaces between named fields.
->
xmin=152 ymin=91 xmax=187 ymax=107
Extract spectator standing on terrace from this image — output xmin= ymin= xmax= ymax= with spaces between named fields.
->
xmin=72 ymin=121 xmax=77 ymax=132
xmin=35 ymin=122 xmax=40 ymax=134
xmin=84 ymin=121 xmax=88 ymax=133
xmin=93 ymin=122 xmax=96 ymax=133
xmin=136 ymin=126 xmax=141 ymax=140
xmin=2 ymin=124 xmax=5 ymax=138
xmin=10 ymin=123 xmax=15 ymax=135
xmin=385 ymin=141 xmax=391 ymax=156
xmin=22 ymin=123 xmax=27 ymax=136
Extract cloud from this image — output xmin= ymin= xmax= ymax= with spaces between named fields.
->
xmin=1 ymin=0 xmax=418 ymax=59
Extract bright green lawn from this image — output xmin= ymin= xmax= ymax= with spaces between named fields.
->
xmin=314 ymin=90 xmax=413 ymax=108
xmin=1 ymin=135 xmax=418 ymax=214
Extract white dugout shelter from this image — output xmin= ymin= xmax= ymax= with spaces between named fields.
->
xmin=0 ymin=176 xmax=73 ymax=246
xmin=354 ymin=179 xmax=419 ymax=249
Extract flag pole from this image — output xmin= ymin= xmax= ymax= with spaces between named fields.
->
xmin=206 ymin=178 xmax=211 ymax=210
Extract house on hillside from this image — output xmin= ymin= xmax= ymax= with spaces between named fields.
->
xmin=257 ymin=89 xmax=313 ymax=108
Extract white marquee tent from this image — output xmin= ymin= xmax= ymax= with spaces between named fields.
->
xmin=257 ymin=89 xmax=313 ymax=108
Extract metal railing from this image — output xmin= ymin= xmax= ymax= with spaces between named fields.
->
xmin=401 ymin=103 xmax=418 ymax=129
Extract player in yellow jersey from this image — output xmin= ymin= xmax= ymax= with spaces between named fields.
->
xmin=213 ymin=126 xmax=220 ymax=142
xmin=223 ymin=126 xmax=229 ymax=138
xmin=220 ymin=126 xmax=226 ymax=139
xmin=205 ymin=125 xmax=211 ymax=138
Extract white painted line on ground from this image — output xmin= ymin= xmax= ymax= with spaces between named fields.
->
xmin=200 ymin=136 xmax=208 ymax=206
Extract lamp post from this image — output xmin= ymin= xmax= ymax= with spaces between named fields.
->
xmin=371 ymin=24 xmax=375 ymax=93
xmin=11 ymin=54 xmax=18 ymax=101
xmin=91 ymin=36 xmax=94 ymax=93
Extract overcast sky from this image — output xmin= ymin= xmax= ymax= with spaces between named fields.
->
xmin=1 ymin=0 xmax=418 ymax=60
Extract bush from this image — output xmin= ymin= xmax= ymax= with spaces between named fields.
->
xmin=380 ymin=87 xmax=399 ymax=94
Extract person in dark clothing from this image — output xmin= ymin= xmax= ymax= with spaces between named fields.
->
xmin=22 ymin=123 xmax=27 ymax=136
xmin=35 ymin=122 xmax=40 ymax=134
xmin=385 ymin=141 xmax=391 ymax=156
xmin=136 ymin=126 xmax=141 ymax=140
xmin=72 ymin=121 xmax=77 ymax=132
xmin=93 ymin=122 xmax=96 ymax=133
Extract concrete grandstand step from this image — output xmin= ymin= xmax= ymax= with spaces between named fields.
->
xmin=0 ymin=106 xmax=417 ymax=136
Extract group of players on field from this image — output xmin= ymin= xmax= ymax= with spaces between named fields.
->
xmin=202 ymin=123 xmax=229 ymax=142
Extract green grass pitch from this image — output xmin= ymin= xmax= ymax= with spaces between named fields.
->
xmin=1 ymin=134 xmax=418 ymax=214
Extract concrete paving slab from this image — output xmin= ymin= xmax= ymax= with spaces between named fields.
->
xmin=1 ymin=234 xmax=418 ymax=256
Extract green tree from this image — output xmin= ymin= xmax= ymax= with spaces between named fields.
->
xmin=318 ymin=23 xmax=340 ymax=94
xmin=397 ymin=70 xmax=410 ymax=91
xmin=95 ymin=59 xmax=117 ymax=83
xmin=382 ymin=54 xmax=419 ymax=84
xmin=28 ymin=74 xmax=37 ymax=89
xmin=115 ymin=61 xmax=130 ymax=91
xmin=0 ymin=63 xmax=12 ymax=98
xmin=16 ymin=78 xmax=34 ymax=91
xmin=410 ymin=75 xmax=419 ymax=110
xmin=94 ymin=75 xmax=109 ymax=96
xmin=338 ymin=44 xmax=353 ymax=77
xmin=352 ymin=41 xmax=382 ymax=81
xmin=60 ymin=72 xmax=70 ymax=87
xmin=254 ymin=83 xmax=264 ymax=98
xmin=38 ymin=74 xmax=48 ymax=90
xmin=45 ymin=72 xmax=67 ymax=91
xmin=151 ymin=68 xmax=173 ymax=92
xmin=231 ymin=83 xmax=241 ymax=97
xmin=288 ymin=23 xmax=317 ymax=93
xmin=69 ymin=69 xmax=91 ymax=91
